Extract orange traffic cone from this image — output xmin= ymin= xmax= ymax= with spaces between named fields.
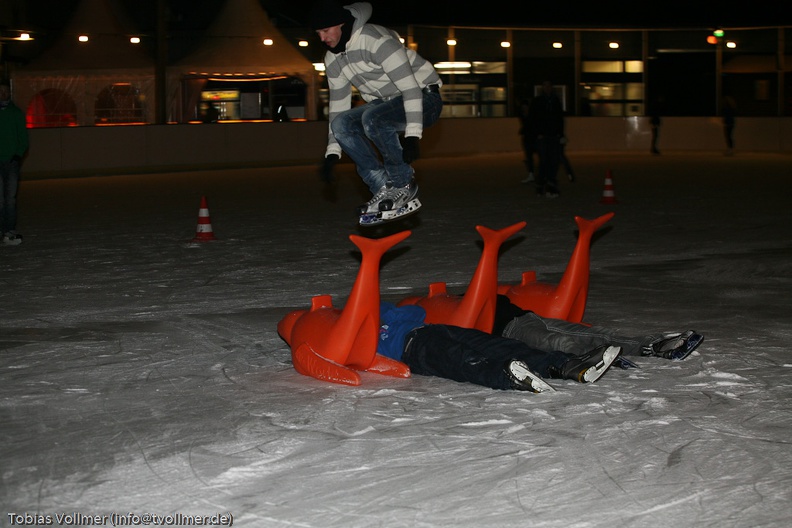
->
xmin=600 ymin=170 xmax=619 ymax=204
xmin=192 ymin=196 xmax=216 ymax=242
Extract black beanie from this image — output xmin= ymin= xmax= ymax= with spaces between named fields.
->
xmin=309 ymin=0 xmax=352 ymax=30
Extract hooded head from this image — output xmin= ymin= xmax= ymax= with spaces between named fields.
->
xmin=309 ymin=0 xmax=355 ymax=53
xmin=309 ymin=0 xmax=351 ymax=30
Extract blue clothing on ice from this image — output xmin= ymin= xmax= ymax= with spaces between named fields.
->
xmin=377 ymin=302 xmax=426 ymax=360
xmin=373 ymin=296 xmax=699 ymax=391
xmin=378 ymin=300 xmax=569 ymax=390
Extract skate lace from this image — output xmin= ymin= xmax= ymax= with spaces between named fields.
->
xmin=652 ymin=332 xmax=686 ymax=354
xmin=364 ymin=186 xmax=390 ymax=207
xmin=386 ymin=182 xmax=416 ymax=204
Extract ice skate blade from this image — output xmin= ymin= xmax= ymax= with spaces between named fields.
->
xmin=671 ymin=332 xmax=704 ymax=360
xmin=359 ymin=198 xmax=421 ymax=226
xmin=581 ymin=345 xmax=621 ymax=383
xmin=507 ymin=361 xmax=556 ymax=393
xmin=614 ymin=356 xmax=639 ymax=369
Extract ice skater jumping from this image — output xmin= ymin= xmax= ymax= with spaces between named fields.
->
xmin=310 ymin=1 xmax=443 ymax=225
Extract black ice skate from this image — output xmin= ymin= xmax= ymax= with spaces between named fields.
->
xmin=359 ymin=178 xmax=421 ymax=226
xmin=505 ymin=360 xmax=556 ymax=393
xmin=554 ymin=345 xmax=621 ymax=383
xmin=643 ymin=331 xmax=704 ymax=360
xmin=2 ymin=231 xmax=23 ymax=246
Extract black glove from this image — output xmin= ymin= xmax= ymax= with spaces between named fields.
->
xmin=402 ymin=136 xmax=420 ymax=163
xmin=320 ymin=154 xmax=339 ymax=184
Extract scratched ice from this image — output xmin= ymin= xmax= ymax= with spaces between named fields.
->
xmin=1 ymin=152 xmax=791 ymax=527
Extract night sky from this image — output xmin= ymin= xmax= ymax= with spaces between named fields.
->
xmin=2 ymin=0 xmax=785 ymax=66
xmin=9 ymin=0 xmax=788 ymax=34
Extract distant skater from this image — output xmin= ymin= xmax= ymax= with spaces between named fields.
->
xmin=0 ymin=80 xmax=29 ymax=246
xmin=526 ymin=81 xmax=565 ymax=197
xmin=518 ymin=97 xmax=536 ymax=183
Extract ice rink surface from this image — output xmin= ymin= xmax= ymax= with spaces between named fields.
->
xmin=2 ymin=151 xmax=791 ymax=527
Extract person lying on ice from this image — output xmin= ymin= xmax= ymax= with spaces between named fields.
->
xmin=378 ymin=302 xmax=619 ymax=393
xmin=377 ymin=296 xmax=703 ymax=393
xmin=492 ymin=294 xmax=704 ymax=365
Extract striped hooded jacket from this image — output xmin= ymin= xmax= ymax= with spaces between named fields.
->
xmin=322 ymin=2 xmax=442 ymax=158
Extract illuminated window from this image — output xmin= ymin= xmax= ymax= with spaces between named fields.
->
xmin=624 ymin=61 xmax=643 ymax=73
xmin=625 ymin=83 xmax=643 ymax=100
xmin=434 ymin=61 xmax=471 ymax=74
xmin=472 ymin=62 xmax=506 ymax=74
xmin=582 ymin=61 xmax=623 ymax=73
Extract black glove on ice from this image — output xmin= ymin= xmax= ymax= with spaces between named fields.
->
xmin=320 ymin=154 xmax=340 ymax=184
xmin=402 ymin=136 xmax=420 ymax=163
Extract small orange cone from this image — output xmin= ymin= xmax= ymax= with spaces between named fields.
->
xmin=600 ymin=170 xmax=619 ymax=204
xmin=192 ymin=196 xmax=216 ymax=242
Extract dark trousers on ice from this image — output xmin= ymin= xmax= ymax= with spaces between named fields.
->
xmin=401 ymin=325 xmax=569 ymax=390
xmin=0 ymin=159 xmax=21 ymax=233
xmin=536 ymin=135 xmax=561 ymax=193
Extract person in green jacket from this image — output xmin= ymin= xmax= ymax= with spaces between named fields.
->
xmin=0 ymin=80 xmax=29 ymax=246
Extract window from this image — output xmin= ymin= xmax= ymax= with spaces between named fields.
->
xmin=25 ymin=89 xmax=78 ymax=128
xmin=95 ymin=83 xmax=145 ymax=124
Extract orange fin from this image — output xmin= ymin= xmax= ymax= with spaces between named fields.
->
xmin=366 ymin=354 xmax=412 ymax=378
xmin=292 ymin=342 xmax=361 ymax=386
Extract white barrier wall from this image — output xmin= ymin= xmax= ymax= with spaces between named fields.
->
xmin=23 ymin=117 xmax=792 ymax=178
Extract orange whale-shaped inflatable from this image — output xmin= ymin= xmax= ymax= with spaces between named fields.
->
xmin=398 ymin=221 xmax=527 ymax=333
xmin=278 ymin=231 xmax=412 ymax=386
xmin=498 ymin=212 xmax=615 ymax=322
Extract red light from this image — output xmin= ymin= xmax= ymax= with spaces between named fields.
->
xmin=706 ymin=35 xmax=718 ymax=44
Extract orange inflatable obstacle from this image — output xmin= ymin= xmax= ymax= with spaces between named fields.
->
xmin=398 ymin=221 xmax=526 ymax=333
xmin=499 ymin=212 xmax=615 ymax=323
xmin=277 ymin=231 xmax=412 ymax=386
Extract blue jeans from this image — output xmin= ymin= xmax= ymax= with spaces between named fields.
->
xmin=0 ymin=159 xmax=20 ymax=234
xmin=402 ymin=324 xmax=571 ymax=390
xmin=502 ymin=312 xmax=664 ymax=357
xmin=330 ymin=91 xmax=443 ymax=193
